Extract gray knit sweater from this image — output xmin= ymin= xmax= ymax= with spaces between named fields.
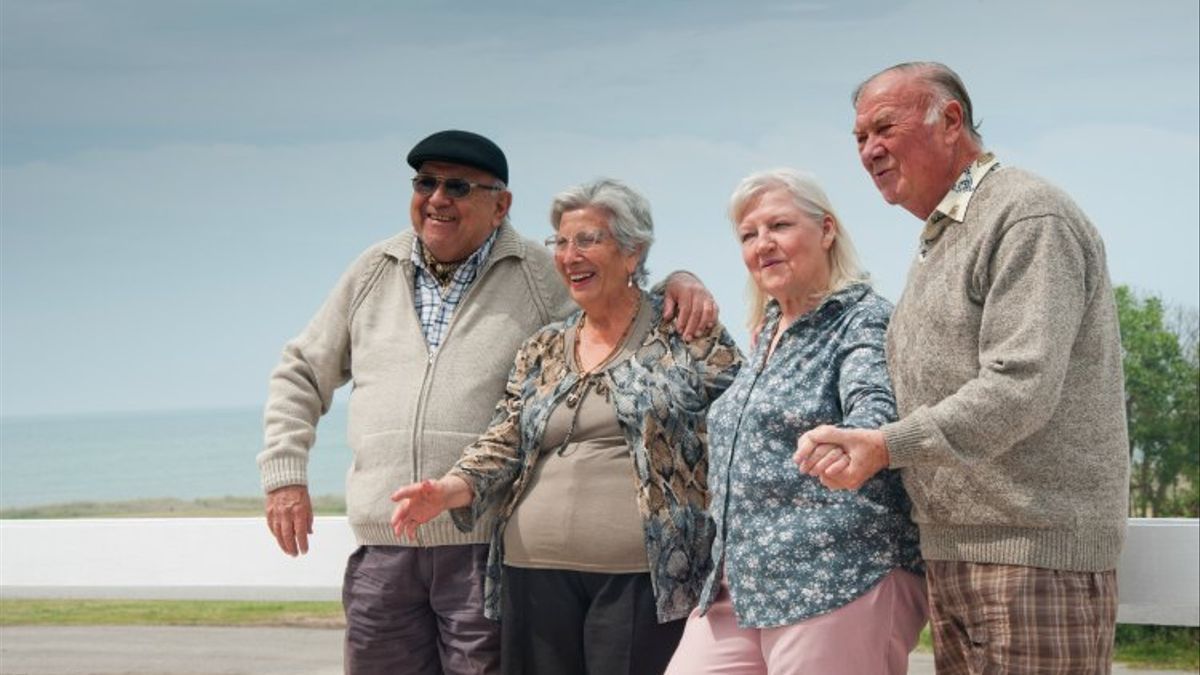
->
xmin=258 ymin=223 xmax=573 ymax=546
xmin=882 ymin=165 xmax=1129 ymax=572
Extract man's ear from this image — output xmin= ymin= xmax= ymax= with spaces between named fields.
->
xmin=493 ymin=191 xmax=513 ymax=227
xmin=941 ymin=99 xmax=965 ymax=143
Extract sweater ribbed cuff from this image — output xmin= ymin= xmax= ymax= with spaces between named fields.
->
xmin=881 ymin=415 xmax=930 ymax=468
xmin=260 ymin=456 xmax=309 ymax=493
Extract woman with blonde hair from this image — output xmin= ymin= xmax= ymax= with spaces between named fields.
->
xmin=667 ymin=169 xmax=926 ymax=674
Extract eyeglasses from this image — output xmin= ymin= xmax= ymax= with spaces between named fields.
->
xmin=411 ymin=174 xmax=504 ymax=199
xmin=544 ymin=230 xmax=610 ymax=253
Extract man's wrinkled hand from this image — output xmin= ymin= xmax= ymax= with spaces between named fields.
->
xmin=265 ymin=485 xmax=314 ymax=556
xmin=795 ymin=425 xmax=890 ymax=491
xmin=662 ymin=271 xmax=719 ymax=341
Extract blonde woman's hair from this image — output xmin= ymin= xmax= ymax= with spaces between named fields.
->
xmin=728 ymin=168 xmax=868 ymax=333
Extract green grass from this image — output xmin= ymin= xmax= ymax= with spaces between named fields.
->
xmin=0 ymin=495 xmax=346 ymax=519
xmin=917 ymin=624 xmax=933 ymax=651
xmin=4 ymin=602 xmax=1194 ymax=669
xmin=0 ymin=599 xmax=345 ymax=628
xmin=1114 ymin=624 xmax=1200 ymax=670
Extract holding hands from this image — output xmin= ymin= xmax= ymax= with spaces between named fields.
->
xmin=389 ymin=476 xmax=473 ymax=540
xmin=794 ymin=426 xmax=891 ymax=490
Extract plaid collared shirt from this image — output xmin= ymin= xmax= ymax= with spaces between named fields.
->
xmin=411 ymin=230 xmax=498 ymax=351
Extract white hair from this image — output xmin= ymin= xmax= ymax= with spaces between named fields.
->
xmin=729 ymin=168 xmax=868 ymax=332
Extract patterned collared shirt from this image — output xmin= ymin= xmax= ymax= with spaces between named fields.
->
xmin=699 ymin=283 xmax=922 ymax=628
xmin=411 ymin=230 xmax=499 ymax=351
xmin=920 ymin=152 xmax=1000 ymax=260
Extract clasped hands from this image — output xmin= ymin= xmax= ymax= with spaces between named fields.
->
xmin=793 ymin=425 xmax=890 ymax=490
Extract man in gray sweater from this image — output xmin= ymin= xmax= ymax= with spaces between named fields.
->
xmin=796 ymin=63 xmax=1129 ymax=673
xmin=258 ymin=129 xmax=717 ymax=675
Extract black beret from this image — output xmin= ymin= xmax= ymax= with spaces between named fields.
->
xmin=406 ymin=130 xmax=508 ymax=185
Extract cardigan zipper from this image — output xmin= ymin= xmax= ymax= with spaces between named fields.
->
xmin=407 ymin=250 xmax=511 ymax=546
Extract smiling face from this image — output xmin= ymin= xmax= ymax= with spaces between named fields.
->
xmin=409 ymin=160 xmax=511 ymax=262
xmin=736 ymin=188 xmax=834 ymax=308
xmin=554 ymin=206 xmax=639 ymax=315
xmin=853 ymin=71 xmax=960 ymax=220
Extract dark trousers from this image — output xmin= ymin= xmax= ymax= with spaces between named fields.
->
xmin=501 ymin=565 xmax=686 ymax=675
xmin=343 ymin=544 xmax=500 ymax=675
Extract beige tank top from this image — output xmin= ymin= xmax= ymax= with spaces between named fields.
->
xmin=503 ymin=301 xmax=653 ymax=572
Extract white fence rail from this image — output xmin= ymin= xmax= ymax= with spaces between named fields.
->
xmin=1 ymin=517 xmax=1196 ymax=626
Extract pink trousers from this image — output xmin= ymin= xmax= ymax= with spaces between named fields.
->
xmin=665 ymin=569 xmax=928 ymax=675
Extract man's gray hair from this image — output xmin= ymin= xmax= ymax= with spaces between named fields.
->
xmin=549 ymin=178 xmax=654 ymax=287
xmin=728 ymin=168 xmax=868 ymax=332
xmin=853 ymin=61 xmax=983 ymax=145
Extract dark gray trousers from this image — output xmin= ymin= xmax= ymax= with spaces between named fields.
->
xmin=343 ymin=544 xmax=499 ymax=675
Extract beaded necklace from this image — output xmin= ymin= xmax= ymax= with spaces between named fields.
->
xmin=555 ymin=293 xmax=642 ymax=456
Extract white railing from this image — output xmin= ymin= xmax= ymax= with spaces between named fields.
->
xmin=0 ymin=517 xmax=1196 ymax=626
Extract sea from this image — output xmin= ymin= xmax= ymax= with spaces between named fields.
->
xmin=0 ymin=406 xmax=353 ymax=510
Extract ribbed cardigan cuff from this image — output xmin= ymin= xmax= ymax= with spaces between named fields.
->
xmin=882 ymin=415 xmax=930 ymax=468
xmin=919 ymin=522 xmax=1126 ymax=572
xmin=260 ymin=456 xmax=309 ymax=493
xmin=352 ymin=517 xmax=495 ymax=547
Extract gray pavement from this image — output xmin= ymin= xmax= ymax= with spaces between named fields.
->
xmin=0 ymin=626 xmax=1193 ymax=674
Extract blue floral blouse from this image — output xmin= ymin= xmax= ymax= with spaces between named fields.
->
xmin=699 ymin=283 xmax=922 ymax=628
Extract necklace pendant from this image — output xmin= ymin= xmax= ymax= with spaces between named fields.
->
xmin=566 ymin=378 xmax=587 ymax=408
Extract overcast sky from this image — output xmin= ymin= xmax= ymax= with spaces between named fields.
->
xmin=2 ymin=0 xmax=1197 ymax=417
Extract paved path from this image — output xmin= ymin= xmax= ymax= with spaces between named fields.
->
xmin=0 ymin=626 xmax=1193 ymax=674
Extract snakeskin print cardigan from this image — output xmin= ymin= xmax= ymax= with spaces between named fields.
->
xmin=448 ymin=292 xmax=744 ymax=622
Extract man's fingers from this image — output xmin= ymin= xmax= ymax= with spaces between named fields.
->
xmin=268 ymin=517 xmax=288 ymax=554
xmin=662 ymin=294 xmax=677 ymax=321
xmin=700 ymin=300 xmax=718 ymax=334
xmin=681 ymin=297 xmax=704 ymax=339
xmin=278 ymin=516 xmax=298 ymax=557
xmin=796 ymin=425 xmax=845 ymax=465
xmin=821 ymin=462 xmax=867 ymax=491
xmin=296 ymin=517 xmax=310 ymax=555
xmin=795 ymin=433 xmax=831 ymax=472
xmin=810 ymin=445 xmax=849 ymax=475
xmin=820 ymin=473 xmax=852 ymax=490
xmin=674 ymin=295 xmax=697 ymax=337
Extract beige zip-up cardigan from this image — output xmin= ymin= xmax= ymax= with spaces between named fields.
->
xmin=259 ymin=223 xmax=573 ymax=546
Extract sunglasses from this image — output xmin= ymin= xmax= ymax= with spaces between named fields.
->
xmin=544 ymin=229 xmax=610 ymax=253
xmin=411 ymin=174 xmax=504 ymax=199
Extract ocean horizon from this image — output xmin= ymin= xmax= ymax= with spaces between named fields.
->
xmin=0 ymin=405 xmax=352 ymax=510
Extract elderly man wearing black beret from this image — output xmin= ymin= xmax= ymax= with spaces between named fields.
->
xmin=257 ymin=130 xmax=718 ymax=675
